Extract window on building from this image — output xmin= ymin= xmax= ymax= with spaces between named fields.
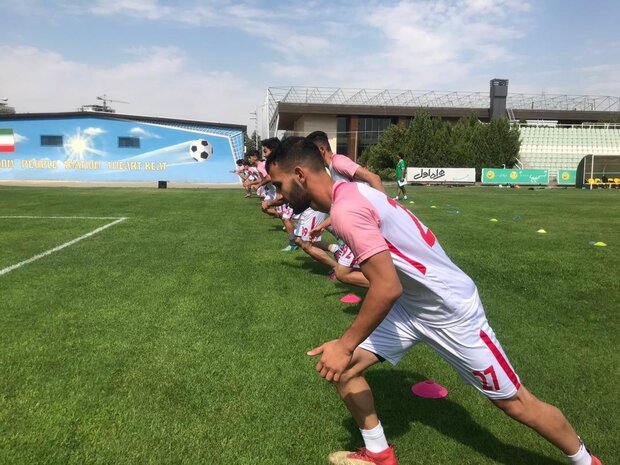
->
xmin=336 ymin=116 xmax=349 ymax=155
xmin=40 ymin=135 xmax=63 ymax=146
xmin=357 ymin=117 xmax=396 ymax=156
xmin=118 ymin=137 xmax=140 ymax=148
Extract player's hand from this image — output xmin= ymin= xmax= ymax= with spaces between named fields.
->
xmin=307 ymin=339 xmax=353 ymax=383
xmin=261 ymin=200 xmax=271 ymax=210
xmin=309 ymin=226 xmax=323 ymax=240
xmin=243 ymin=180 xmax=250 ymax=187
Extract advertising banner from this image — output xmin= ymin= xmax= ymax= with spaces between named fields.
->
xmin=557 ymin=169 xmax=576 ymax=185
xmin=0 ymin=117 xmax=244 ymax=183
xmin=482 ymin=168 xmax=549 ymax=185
xmin=406 ymin=167 xmax=476 ymax=184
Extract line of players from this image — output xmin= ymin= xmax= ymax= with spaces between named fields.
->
xmin=233 ymin=132 xmax=386 ymax=289
xmin=233 ymin=134 xmax=603 ymax=465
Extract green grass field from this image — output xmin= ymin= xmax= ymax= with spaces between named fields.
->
xmin=0 ymin=185 xmax=618 ymax=465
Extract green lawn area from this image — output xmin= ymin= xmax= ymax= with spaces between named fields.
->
xmin=0 ymin=185 xmax=618 ymax=465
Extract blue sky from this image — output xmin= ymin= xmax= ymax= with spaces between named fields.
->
xmin=1 ymin=0 xmax=619 ymax=131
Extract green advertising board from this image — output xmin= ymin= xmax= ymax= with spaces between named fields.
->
xmin=557 ymin=169 xmax=576 ymax=185
xmin=482 ymin=168 xmax=549 ymax=185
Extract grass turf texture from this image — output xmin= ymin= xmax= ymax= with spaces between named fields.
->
xmin=0 ymin=185 xmax=617 ymax=465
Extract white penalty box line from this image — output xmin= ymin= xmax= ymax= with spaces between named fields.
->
xmin=0 ymin=216 xmax=128 ymax=276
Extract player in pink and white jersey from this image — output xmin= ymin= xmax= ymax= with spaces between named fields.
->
xmin=306 ymin=131 xmax=385 ymax=191
xmin=244 ymin=139 xmax=279 ymax=216
xmin=305 ymin=131 xmax=375 ymax=288
xmin=266 ymin=137 xmax=602 ymax=465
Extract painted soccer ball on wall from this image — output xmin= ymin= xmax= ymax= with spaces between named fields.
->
xmin=189 ymin=139 xmax=213 ymax=162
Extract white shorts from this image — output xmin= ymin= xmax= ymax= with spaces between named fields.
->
xmin=276 ymin=203 xmax=294 ymax=220
xmin=263 ymin=184 xmax=277 ymax=202
xmin=334 ymin=243 xmax=359 ymax=268
xmin=359 ymin=300 xmax=521 ymax=400
xmin=294 ymin=208 xmax=327 ymax=242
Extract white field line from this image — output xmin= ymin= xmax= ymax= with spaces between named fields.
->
xmin=0 ymin=216 xmax=125 ymax=220
xmin=0 ymin=217 xmax=128 ymax=276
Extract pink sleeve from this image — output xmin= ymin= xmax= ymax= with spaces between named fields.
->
xmin=257 ymin=161 xmax=267 ymax=177
xmin=332 ymin=154 xmax=360 ymax=180
xmin=333 ymin=184 xmax=388 ymax=263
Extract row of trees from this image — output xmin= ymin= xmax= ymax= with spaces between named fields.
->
xmin=358 ymin=111 xmax=521 ymax=181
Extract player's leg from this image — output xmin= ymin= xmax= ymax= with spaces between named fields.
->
xmin=328 ymin=349 xmax=398 ymax=465
xmin=419 ymin=307 xmax=600 ymax=465
xmin=328 ymin=303 xmax=419 ymax=465
xmin=492 ymin=386 xmax=586 ymax=456
xmin=283 ymin=218 xmax=294 ymax=235
xmin=280 ymin=206 xmax=299 ymax=251
xmin=335 ymin=347 xmax=383 ymax=429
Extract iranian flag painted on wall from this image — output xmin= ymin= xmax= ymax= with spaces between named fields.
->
xmin=0 ymin=129 xmax=15 ymax=152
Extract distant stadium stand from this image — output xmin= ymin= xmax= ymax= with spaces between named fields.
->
xmin=518 ymin=124 xmax=620 ymax=180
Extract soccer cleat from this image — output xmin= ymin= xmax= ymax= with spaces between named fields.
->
xmin=590 ymin=454 xmax=603 ymax=465
xmin=403 ymin=195 xmax=408 ymax=200
xmin=393 ymin=196 xmax=400 ymax=200
xmin=281 ymin=245 xmax=299 ymax=252
xmin=585 ymin=444 xmax=603 ymax=465
xmin=328 ymin=445 xmax=398 ymax=465
xmin=327 ymin=270 xmax=338 ymax=281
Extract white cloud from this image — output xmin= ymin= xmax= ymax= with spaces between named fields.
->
xmin=88 ymin=0 xmax=173 ymax=20
xmin=2 ymin=0 xmax=618 ymax=131
xmin=266 ymin=63 xmax=311 ymax=80
xmin=83 ymin=127 xmax=106 ymax=136
xmin=0 ymin=45 xmax=259 ymax=127
xmin=129 ymin=127 xmax=161 ymax=139
xmin=86 ymin=1 xmax=328 ymax=57
xmin=354 ymin=0 xmax=530 ymax=89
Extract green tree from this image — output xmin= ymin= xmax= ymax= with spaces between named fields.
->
xmin=244 ymin=131 xmax=261 ymax=152
xmin=359 ymin=111 xmax=521 ymax=181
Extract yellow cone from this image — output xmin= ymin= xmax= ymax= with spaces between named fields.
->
xmin=594 ymin=242 xmax=607 ymax=247
xmin=431 ymin=206 xmax=437 ymax=209
xmin=490 ymin=218 xmax=498 ymax=222
xmin=537 ymin=229 xmax=547 ymax=234
xmin=409 ymin=201 xmax=414 ymax=204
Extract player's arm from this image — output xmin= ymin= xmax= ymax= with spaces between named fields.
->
xmin=263 ymin=193 xmax=286 ymax=208
xmin=309 ymin=217 xmax=332 ymax=240
xmin=257 ymin=173 xmax=272 ymax=188
xmin=353 ymin=167 xmax=387 ymax=194
xmin=340 ymin=251 xmax=402 ymax=350
xmin=244 ymin=171 xmax=265 ymax=188
xmin=308 ymin=250 xmax=402 ymax=382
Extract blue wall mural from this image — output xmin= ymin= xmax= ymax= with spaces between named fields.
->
xmin=0 ymin=115 xmax=245 ymax=183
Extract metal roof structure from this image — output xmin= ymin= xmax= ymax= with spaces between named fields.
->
xmin=266 ymin=86 xmax=620 ymax=133
xmin=268 ymin=86 xmax=619 ymax=113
